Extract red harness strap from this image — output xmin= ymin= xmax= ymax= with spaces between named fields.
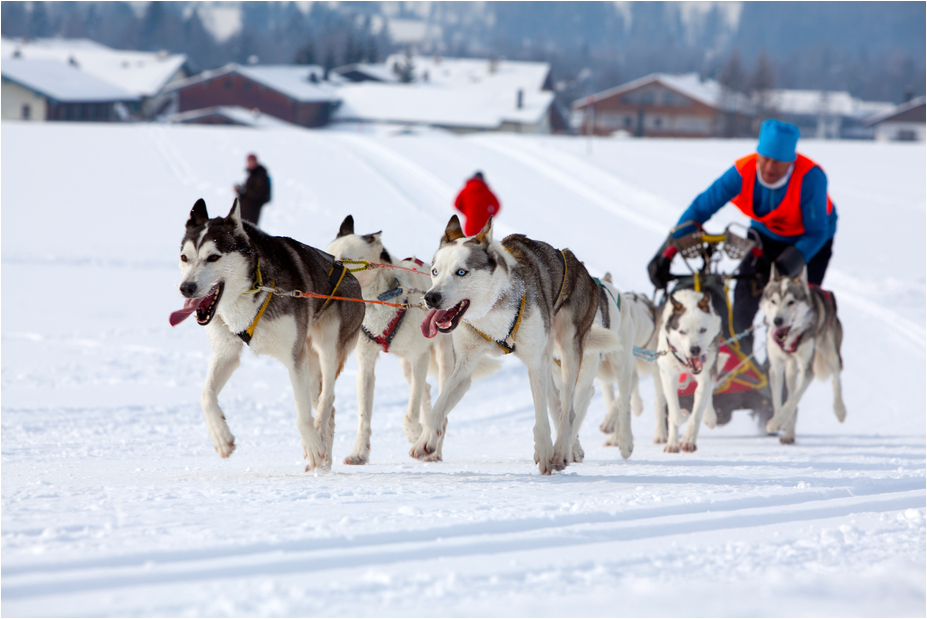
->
xmin=361 ymin=306 xmax=408 ymax=353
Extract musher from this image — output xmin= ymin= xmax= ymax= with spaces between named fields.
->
xmin=648 ymin=119 xmax=838 ymax=356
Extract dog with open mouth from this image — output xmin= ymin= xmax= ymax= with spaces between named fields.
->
xmin=412 ymin=215 xmax=621 ymax=475
xmin=655 ymin=289 xmax=722 ymax=453
xmin=760 ymin=265 xmax=846 ymax=444
xmin=173 ymin=198 xmax=365 ymax=471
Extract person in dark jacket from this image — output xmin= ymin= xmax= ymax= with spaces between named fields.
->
xmin=233 ymin=153 xmax=271 ymax=225
xmin=454 ymin=171 xmax=501 ymax=236
xmin=648 ymin=119 xmax=838 ymax=356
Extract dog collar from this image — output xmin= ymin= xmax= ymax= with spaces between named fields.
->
xmin=466 ymin=294 xmax=526 ymax=355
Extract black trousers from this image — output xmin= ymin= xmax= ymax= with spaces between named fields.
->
xmin=733 ymin=233 xmax=833 ymax=355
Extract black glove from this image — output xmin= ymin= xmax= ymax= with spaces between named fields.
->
xmin=774 ymin=246 xmax=805 ymax=279
xmin=647 ymin=241 xmax=676 ymax=289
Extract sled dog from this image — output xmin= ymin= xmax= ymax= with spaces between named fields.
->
xmin=655 ymin=289 xmax=722 ymax=452
xmin=415 ymin=216 xmax=620 ymax=474
xmin=760 ymin=265 xmax=846 ymax=443
xmin=173 ymin=199 xmax=364 ymax=471
xmin=597 ymin=281 xmax=668 ymax=445
xmin=326 ymin=216 xmax=458 ymax=464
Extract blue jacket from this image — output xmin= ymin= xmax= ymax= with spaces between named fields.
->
xmin=675 ymin=163 xmax=837 ymax=261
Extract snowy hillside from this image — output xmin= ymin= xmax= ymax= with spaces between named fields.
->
xmin=2 ymin=122 xmax=924 ymax=617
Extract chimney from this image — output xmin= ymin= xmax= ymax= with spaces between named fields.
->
xmin=516 ymin=89 xmax=523 ymax=109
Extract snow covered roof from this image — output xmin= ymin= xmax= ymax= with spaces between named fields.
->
xmin=574 ymin=72 xmax=752 ymax=114
xmin=1 ymin=37 xmax=188 ymax=97
xmin=764 ymin=89 xmax=895 ymax=119
xmin=333 ymin=81 xmax=554 ymax=130
xmin=331 ymin=56 xmax=554 ymax=130
xmin=164 ymin=64 xmax=338 ymax=103
xmin=165 ymin=106 xmax=298 ymax=128
xmin=333 ymin=63 xmax=399 ymax=83
xmin=2 ymin=58 xmax=139 ymax=102
xmin=863 ymin=96 xmax=927 ymax=126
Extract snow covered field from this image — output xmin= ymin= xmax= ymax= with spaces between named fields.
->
xmin=2 ymin=122 xmax=924 ymax=617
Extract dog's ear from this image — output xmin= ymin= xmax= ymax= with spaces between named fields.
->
xmin=793 ymin=265 xmax=809 ymax=287
xmin=669 ymin=293 xmax=684 ymax=313
xmin=226 ymin=198 xmax=246 ymax=233
xmin=697 ymin=291 xmax=712 ymax=314
xmin=769 ymin=262 xmax=781 ymax=283
xmin=441 ymin=215 xmax=466 ymax=245
xmin=602 ymin=272 xmax=612 ymax=284
xmin=337 ymin=215 xmax=355 ymax=238
xmin=362 ymin=231 xmax=383 ymax=245
xmin=186 ymin=199 xmax=209 ymax=229
xmin=474 ymin=216 xmax=493 ymax=245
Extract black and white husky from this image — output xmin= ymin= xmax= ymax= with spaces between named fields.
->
xmin=415 ymin=216 xmax=620 ymax=474
xmin=655 ymin=290 xmax=722 ymax=453
xmin=760 ymin=266 xmax=846 ymax=443
xmin=326 ymin=216 xmax=456 ymax=464
xmin=173 ymin=199 xmax=365 ymax=471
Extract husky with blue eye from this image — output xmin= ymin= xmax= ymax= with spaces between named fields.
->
xmin=172 ymin=198 xmax=364 ymax=471
xmin=760 ymin=265 xmax=846 ymax=444
xmin=415 ymin=215 xmax=621 ymax=475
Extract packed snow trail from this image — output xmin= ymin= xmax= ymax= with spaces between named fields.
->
xmin=1 ymin=123 xmax=924 ymax=617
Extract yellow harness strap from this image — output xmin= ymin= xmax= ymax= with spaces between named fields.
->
xmin=319 ymin=262 xmax=348 ymax=314
xmin=468 ymin=294 xmax=526 ymax=355
xmin=239 ymin=283 xmax=275 ymax=345
xmin=555 ymin=249 xmax=567 ymax=305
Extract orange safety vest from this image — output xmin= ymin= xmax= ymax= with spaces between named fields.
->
xmin=732 ymin=153 xmax=833 ymax=237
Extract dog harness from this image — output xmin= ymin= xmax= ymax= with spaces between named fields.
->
xmin=361 ymin=278 xmax=408 ymax=353
xmin=238 ymin=260 xmax=274 ymax=345
xmin=593 ymin=277 xmax=620 ymax=330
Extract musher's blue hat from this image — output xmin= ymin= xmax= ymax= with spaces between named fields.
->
xmin=757 ymin=119 xmax=799 ymax=162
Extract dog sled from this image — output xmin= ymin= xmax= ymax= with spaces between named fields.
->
xmin=651 ymin=222 xmax=774 ymax=427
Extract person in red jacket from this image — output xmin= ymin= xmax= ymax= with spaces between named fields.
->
xmin=454 ymin=171 xmax=501 ymax=236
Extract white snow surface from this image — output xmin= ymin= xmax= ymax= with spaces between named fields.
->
xmin=1 ymin=123 xmax=924 ymax=617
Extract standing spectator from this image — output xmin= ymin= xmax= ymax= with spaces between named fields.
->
xmin=454 ymin=171 xmax=501 ymax=236
xmin=233 ymin=153 xmax=271 ymax=226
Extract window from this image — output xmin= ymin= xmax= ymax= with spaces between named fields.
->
xmin=654 ymin=117 xmax=662 ymax=128
xmin=624 ymin=116 xmax=632 ymax=127
xmin=897 ymin=129 xmax=917 ymax=141
xmin=21 ymin=104 xmax=30 ymax=120
xmin=224 ymin=80 xmax=232 ymax=89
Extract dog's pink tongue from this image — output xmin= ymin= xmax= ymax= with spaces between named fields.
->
xmin=421 ymin=309 xmax=440 ymax=338
xmin=169 ymin=297 xmax=204 ymax=327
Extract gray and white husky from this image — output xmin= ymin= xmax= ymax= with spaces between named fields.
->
xmin=760 ymin=265 xmax=846 ymax=444
xmin=173 ymin=199 xmax=365 ymax=471
xmin=551 ymin=274 xmax=636 ymax=461
xmin=415 ymin=216 xmax=620 ymax=474
xmin=326 ymin=216 xmax=456 ymax=464
xmin=596 ymin=281 xmax=668 ymax=445
xmin=655 ymin=289 xmax=722 ymax=453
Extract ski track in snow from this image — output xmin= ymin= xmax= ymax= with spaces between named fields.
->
xmin=1 ymin=124 xmax=924 ymax=617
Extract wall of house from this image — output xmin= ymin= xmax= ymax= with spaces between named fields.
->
xmin=177 ymin=73 xmax=332 ymax=128
xmin=576 ymin=83 xmax=720 ymax=137
xmin=1 ymin=81 xmax=47 ymax=121
xmin=875 ymin=122 xmax=925 ymax=142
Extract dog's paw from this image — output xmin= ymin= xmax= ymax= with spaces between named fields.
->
xmin=664 ymin=443 xmax=680 ymax=453
xmin=766 ymin=418 xmax=782 ymax=433
xmin=302 ymin=438 xmax=327 ymax=471
xmin=599 ymin=417 xmax=616 ymax=435
xmin=571 ymin=439 xmax=585 ymax=463
xmin=834 ymin=402 xmax=847 ymax=423
xmin=779 ymin=435 xmax=795 ymax=445
xmin=410 ymin=428 xmax=440 ymax=461
xmin=653 ymin=428 xmax=668 ymax=444
xmin=619 ymin=434 xmax=633 ymax=460
xmin=344 ymin=452 xmax=369 ymax=465
xmin=680 ymin=441 xmax=697 ymax=453
xmin=703 ymin=406 xmax=718 ymax=429
xmin=210 ymin=426 xmax=236 ymax=458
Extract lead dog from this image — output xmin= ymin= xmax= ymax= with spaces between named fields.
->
xmin=415 ymin=216 xmax=619 ymax=474
xmin=655 ymin=289 xmax=722 ymax=452
xmin=760 ymin=265 xmax=846 ymax=443
xmin=173 ymin=199 xmax=364 ymax=471
xmin=326 ymin=216 xmax=460 ymax=464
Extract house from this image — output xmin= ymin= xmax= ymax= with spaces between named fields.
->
xmin=759 ymin=89 xmax=895 ymax=140
xmin=163 ymin=64 xmax=339 ymax=128
xmin=572 ymin=73 xmax=753 ymax=138
xmin=1 ymin=58 xmax=139 ymax=121
xmin=863 ymin=96 xmax=926 ymax=142
xmin=331 ymin=55 xmax=568 ymax=134
xmin=1 ymin=37 xmax=190 ymax=119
